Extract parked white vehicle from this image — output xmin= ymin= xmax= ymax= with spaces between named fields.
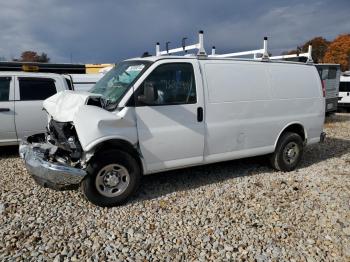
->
xmin=20 ymin=32 xmax=325 ymax=207
xmin=338 ymin=72 xmax=350 ymax=110
xmin=0 ymin=72 xmax=70 ymax=146
xmin=64 ymin=73 xmax=104 ymax=91
xmin=315 ymin=64 xmax=341 ymax=114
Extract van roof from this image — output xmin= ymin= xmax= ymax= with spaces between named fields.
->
xmin=0 ymin=71 xmax=63 ymax=77
xmin=340 ymin=75 xmax=350 ymax=82
xmin=126 ymin=55 xmax=315 ymax=66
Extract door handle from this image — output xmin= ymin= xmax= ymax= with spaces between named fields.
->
xmin=0 ymin=108 xmax=10 ymax=112
xmin=197 ymin=107 xmax=203 ymax=122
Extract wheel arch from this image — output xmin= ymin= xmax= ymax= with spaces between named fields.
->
xmin=274 ymin=122 xmax=307 ymax=150
xmin=89 ymin=139 xmax=145 ymax=175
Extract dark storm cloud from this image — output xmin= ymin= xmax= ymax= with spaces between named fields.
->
xmin=0 ymin=0 xmax=349 ymax=63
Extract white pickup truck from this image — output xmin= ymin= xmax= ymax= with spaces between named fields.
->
xmin=0 ymin=72 xmax=70 ymax=146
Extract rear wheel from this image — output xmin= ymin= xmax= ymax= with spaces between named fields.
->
xmin=270 ymin=132 xmax=304 ymax=171
xmin=81 ymin=149 xmax=141 ymax=207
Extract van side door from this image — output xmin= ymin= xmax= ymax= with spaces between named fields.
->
xmin=0 ymin=76 xmax=17 ymax=145
xmin=134 ymin=60 xmax=205 ymax=173
xmin=14 ymin=76 xmax=58 ymax=140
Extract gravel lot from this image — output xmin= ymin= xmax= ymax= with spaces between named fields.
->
xmin=1 ymin=114 xmax=350 ymax=261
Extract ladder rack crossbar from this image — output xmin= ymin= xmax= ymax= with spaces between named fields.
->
xmin=159 ymin=43 xmax=199 ymax=55
xmin=210 ymin=49 xmax=264 ymax=58
xmin=269 ymin=52 xmax=309 ymax=60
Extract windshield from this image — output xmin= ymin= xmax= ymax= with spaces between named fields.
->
xmin=339 ymin=81 xmax=350 ymax=92
xmin=90 ymin=61 xmax=150 ymax=104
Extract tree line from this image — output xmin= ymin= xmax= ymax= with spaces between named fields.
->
xmin=282 ymin=33 xmax=350 ymax=71
xmin=12 ymin=51 xmax=50 ymax=63
xmin=0 ymin=51 xmax=50 ymax=63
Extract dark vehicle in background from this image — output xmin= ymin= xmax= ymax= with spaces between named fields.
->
xmin=315 ymin=64 xmax=341 ymax=114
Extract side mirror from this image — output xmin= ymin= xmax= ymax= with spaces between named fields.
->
xmin=137 ymin=82 xmax=157 ymax=105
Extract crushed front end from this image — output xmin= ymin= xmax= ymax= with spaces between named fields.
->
xmin=19 ymin=120 xmax=88 ymax=190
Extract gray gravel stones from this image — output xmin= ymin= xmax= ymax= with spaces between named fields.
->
xmin=1 ymin=113 xmax=350 ymax=261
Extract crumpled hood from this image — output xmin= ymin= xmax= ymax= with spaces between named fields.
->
xmin=43 ymin=90 xmax=102 ymax=122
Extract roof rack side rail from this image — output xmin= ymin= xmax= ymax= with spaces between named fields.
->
xmin=156 ymin=31 xmax=206 ymax=56
xmin=208 ymin=37 xmax=268 ymax=59
xmin=269 ymin=45 xmax=313 ymax=63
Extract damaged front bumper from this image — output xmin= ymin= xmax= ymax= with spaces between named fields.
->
xmin=19 ymin=136 xmax=87 ymax=190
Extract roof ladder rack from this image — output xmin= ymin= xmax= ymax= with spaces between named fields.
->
xmin=156 ymin=31 xmax=206 ymax=56
xmin=155 ymin=32 xmax=313 ymax=64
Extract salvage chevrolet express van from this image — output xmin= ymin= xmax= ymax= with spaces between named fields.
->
xmin=20 ymin=56 xmax=325 ymax=207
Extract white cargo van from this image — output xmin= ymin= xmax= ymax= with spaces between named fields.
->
xmin=20 ymin=32 xmax=325 ymax=207
xmin=338 ymin=72 xmax=350 ymax=110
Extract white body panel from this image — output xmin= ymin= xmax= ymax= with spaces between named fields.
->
xmin=133 ymin=59 xmax=205 ymax=172
xmin=200 ymin=60 xmax=324 ymax=163
xmin=73 ymin=106 xmax=138 ymax=152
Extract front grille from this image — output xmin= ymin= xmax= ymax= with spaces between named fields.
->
xmin=48 ymin=120 xmax=83 ymax=161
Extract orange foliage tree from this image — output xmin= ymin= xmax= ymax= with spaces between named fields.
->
xmin=323 ymin=34 xmax=350 ymax=71
xmin=17 ymin=51 xmax=50 ymax=63
xmin=282 ymin=37 xmax=329 ymax=63
xmin=301 ymin=37 xmax=329 ymax=63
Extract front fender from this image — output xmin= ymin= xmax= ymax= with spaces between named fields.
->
xmin=84 ymin=135 xmax=137 ymax=152
xmin=73 ymin=106 xmax=138 ymax=152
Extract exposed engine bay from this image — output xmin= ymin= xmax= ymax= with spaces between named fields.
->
xmin=47 ymin=120 xmax=82 ymax=161
xmin=28 ymin=119 xmax=84 ymax=168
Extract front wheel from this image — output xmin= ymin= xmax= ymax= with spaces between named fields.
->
xmin=270 ymin=132 xmax=304 ymax=172
xmin=81 ymin=149 xmax=141 ymax=207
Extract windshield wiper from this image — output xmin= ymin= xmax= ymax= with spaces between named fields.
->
xmin=101 ymin=97 xmax=119 ymax=111
xmin=101 ymin=97 xmax=112 ymax=108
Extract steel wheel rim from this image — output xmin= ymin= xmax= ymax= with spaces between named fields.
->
xmin=283 ymin=142 xmax=299 ymax=164
xmin=95 ymin=164 xmax=130 ymax=197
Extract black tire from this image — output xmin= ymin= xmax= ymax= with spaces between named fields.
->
xmin=270 ymin=132 xmax=304 ymax=172
xmin=81 ymin=149 xmax=141 ymax=207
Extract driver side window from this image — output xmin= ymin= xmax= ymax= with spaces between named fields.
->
xmin=136 ymin=63 xmax=196 ymax=106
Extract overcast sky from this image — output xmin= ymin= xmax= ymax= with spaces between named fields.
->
xmin=0 ymin=0 xmax=349 ymax=63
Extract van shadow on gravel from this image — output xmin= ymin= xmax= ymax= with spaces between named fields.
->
xmin=1 ymin=137 xmax=349 ymax=203
xmin=133 ymin=136 xmax=350 ymax=202
xmin=325 ymin=113 xmax=350 ymax=123
xmin=301 ymin=137 xmax=350 ymax=168
xmin=0 ymin=145 xmax=19 ymax=159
